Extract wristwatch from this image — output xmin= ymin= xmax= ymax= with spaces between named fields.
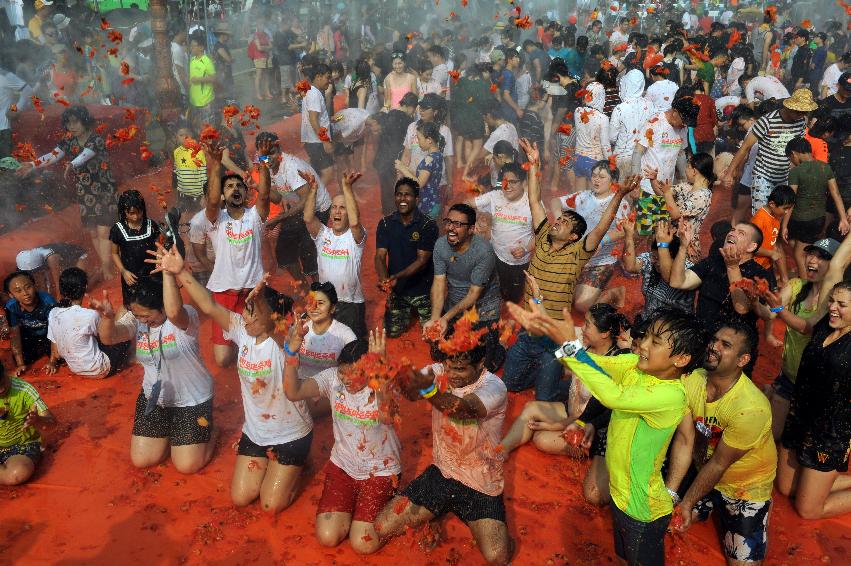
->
xmin=554 ymin=339 xmax=584 ymax=359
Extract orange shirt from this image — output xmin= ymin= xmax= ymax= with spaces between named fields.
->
xmin=751 ymin=207 xmax=780 ymax=269
xmin=806 ymin=131 xmax=828 ymax=163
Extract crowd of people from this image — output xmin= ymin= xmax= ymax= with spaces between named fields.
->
xmin=3 ymin=1 xmax=851 ymax=565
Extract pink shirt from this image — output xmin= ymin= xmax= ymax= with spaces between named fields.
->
xmin=426 ymin=364 xmax=507 ymax=496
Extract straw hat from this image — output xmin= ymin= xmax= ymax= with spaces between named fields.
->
xmin=35 ymin=0 xmax=53 ymax=9
xmin=783 ymin=89 xmax=818 ymax=112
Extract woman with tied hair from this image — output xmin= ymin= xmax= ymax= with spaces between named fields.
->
xmin=16 ymin=105 xmax=119 ymax=279
xmin=395 ymin=121 xmax=445 ymax=218
xmin=572 ymin=82 xmax=611 ymax=193
xmin=382 ymin=51 xmax=418 ymax=110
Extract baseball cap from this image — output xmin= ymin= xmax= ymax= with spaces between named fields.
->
xmin=16 ymin=248 xmax=48 ymax=271
xmin=804 ymin=238 xmax=840 ymax=259
xmin=838 ymin=71 xmax=851 ymax=93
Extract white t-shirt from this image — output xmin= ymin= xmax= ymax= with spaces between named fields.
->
xmin=821 ymin=64 xmax=842 ymax=98
xmin=560 ymin=191 xmax=630 ymax=267
xmin=431 ymin=62 xmax=450 ymax=99
xmin=425 ymin=364 xmax=507 ymax=496
xmin=745 ymin=76 xmax=789 ymax=103
xmin=403 ymin=121 xmax=454 ymax=186
xmin=47 ymin=305 xmax=110 ymax=377
xmin=271 ymin=153 xmax=332 ymax=213
xmin=313 ymin=224 xmax=367 ymax=304
xmin=204 ymin=206 xmax=265 ymax=292
xmin=726 ymin=57 xmax=746 ymax=96
xmin=300 ymin=85 xmax=330 ymax=143
xmin=638 ymin=111 xmax=686 ymax=194
xmin=645 ymin=80 xmax=679 ymax=113
xmin=117 ymin=306 xmax=213 ymax=407
xmin=474 ymin=190 xmax=535 ymax=265
xmin=610 ymin=30 xmax=629 ymax=49
xmin=224 ymin=313 xmax=313 ymax=446
xmin=483 ymin=122 xmax=519 ymax=155
xmin=714 ymin=95 xmax=741 ymax=121
xmin=0 ymin=70 xmax=28 ymax=131
xmin=574 ymin=107 xmax=611 ymax=160
xmin=610 ymin=97 xmax=653 ymax=158
xmin=171 ymin=41 xmax=187 ymax=95
xmin=297 ymin=319 xmax=357 ymax=379
xmin=188 ymin=209 xmax=215 ymax=272
xmin=312 ymin=367 xmax=402 ymax=479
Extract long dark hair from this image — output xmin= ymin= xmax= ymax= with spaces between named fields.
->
xmin=588 ymin=303 xmax=630 ymax=345
xmin=117 ymin=189 xmax=149 ymax=228
xmin=417 ymin=121 xmax=446 ymax=153
xmin=128 ymin=278 xmax=163 ymax=311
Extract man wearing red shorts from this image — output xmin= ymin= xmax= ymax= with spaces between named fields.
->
xmin=202 ymin=140 xmax=271 ymax=367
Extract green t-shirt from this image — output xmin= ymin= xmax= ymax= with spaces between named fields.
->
xmin=189 ymin=54 xmax=216 ymax=108
xmin=0 ymin=378 xmax=49 ymax=447
xmin=561 ymin=352 xmax=687 ymax=522
xmin=789 ymin=160 xmax=835 ymax=221
xmin=697 ymin=62 xmax=715 ymax=87
xmin=781 ymin=278 xmax=817 ymax=380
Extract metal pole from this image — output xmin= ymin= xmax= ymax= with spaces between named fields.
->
xmin=149 ymin=0 xmax=181 ymax=123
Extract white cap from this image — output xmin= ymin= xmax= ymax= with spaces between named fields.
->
xmin=16 ymin=248 xmax=48 ymax=271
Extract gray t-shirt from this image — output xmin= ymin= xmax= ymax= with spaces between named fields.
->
xmin=433 ymin=234 xmax=501 ymax=320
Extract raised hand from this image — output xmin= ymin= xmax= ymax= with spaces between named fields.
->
xmin=618 ymin=174 xmax=641 ymax=196
xmin=518 ymin=138 xmax=539 ymax=164
xmin=203 ymin=140 xmax=224 ymax=165
xmin=245 ymin=272 xmax=271 ymax=305
xmin=720 ymin=243 xmax=742 ymax=267
xmin=368 ymin=327 xmax=386 ymax=355
xmin=342 ymin=171 xmax=363 ymax=187
xmin=89 ymin=290 xmax=115 ymax=320
xmin=655 ymin=218 xmax=675 ymax=244
xmin=297 ymin=169 xmax=317 ymax=190
xmin=147 ymin=243 xmax=185 ymax=275
xmin=677 ymin=219 xmax=694 ymax=245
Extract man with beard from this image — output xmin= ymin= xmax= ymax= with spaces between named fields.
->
xmin=203 ymin=141 xmax=271 ymax=367
xmin=674 ymin=321 xmax=776 ymax=566
xmin=303 ymin=170 xmax=367 ymax=339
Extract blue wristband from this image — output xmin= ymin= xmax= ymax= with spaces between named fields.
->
xmin=770 ymin=306 xmax=784 ymax=313
xmin=657 ymin=242 xmax=670 ymax=248
xmin=419 ymin=383 xmax=438 ymax=398
xmin=283 ymin=342 xmax=297 ymax=356
xmin=532 ymin=297 xmax=543 ymax=305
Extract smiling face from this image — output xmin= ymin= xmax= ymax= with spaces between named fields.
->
xmin=223 ymin=177 xmax=247 ymax=209
xmin=242 ymin=296 xmax=273 ymax=338
xmin=444 ymin=356 xmax=484 ymax=388
xmin=548 ymin=212 xmax=581 ymax=244
xmin=703 ymin=327 xmax=749 ymax=374
xmin=803 ymin=250 xmax=830 ymax=281
xmin=329 ymin=195 xmax=350 ymax=234
xmin=7 ymin=275 xmax=36 ymax=309
xmin=307 ymin=290 xmax=334 ymax=323
xmin=827 ymin=287 xmax=851 ymax=329
xmin=444 ymin=209 xmax=473 ymax=247
xmin=724 ymin=223 xmax=759 ymax=256
xmin=391 ymin=58 xmax=405 ymax=73
xmin=394 ymin=183 xmax=418 ymax=215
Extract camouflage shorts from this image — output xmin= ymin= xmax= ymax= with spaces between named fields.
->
xmin=384 ymin=293 xmax=432 ymax=338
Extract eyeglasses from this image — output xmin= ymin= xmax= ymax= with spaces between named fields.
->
xmin=501 ymin=178 xmax=522 ymax=186
xmin=443 ymin=219 xmax=472 ymax=228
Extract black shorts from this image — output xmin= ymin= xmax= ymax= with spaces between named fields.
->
xmin=131 ymin=391 xmax=213 ymax=446
xmin=334 ymin=300 xmax=367 ymax=339
xmin=611 ymin=504 xmax=670 ymax=566
xmin=46 ymin=242 xmax=87 ymax=267
xmin=402 ymin=464 xmax=506 ymax=523
xmin=237 ymin=430 xmax=313 ymax=466
xmin=275 ymin=216 xmax=315 ymax=269
xmin=495 ymin=258 xmax=528 ymax=304
xmin=787 ymin=217 xmax=824 ymax=244
xmin=0 ymin=441 xmax=42 ymax=465
xmin=101 ymin=340 xmax=131 ymax=376
xmin=797 ymin=438 xmax=851 ymax=473
xmin=304 ymin=142 xmax=335 ymax=172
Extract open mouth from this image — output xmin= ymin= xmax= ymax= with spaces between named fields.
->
xmin=725 ymin=235 xmax=737 ymax=245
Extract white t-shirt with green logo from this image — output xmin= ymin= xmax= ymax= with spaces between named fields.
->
xmin=205 ymin=206 xmax=265 ymax=292
xmin=312 ymin=224 xmax=367 ymax=303
xmin=474 ymin=190 xmax=536 ymax=265
xmin=225 ymin=313 xmax=313 ymax=446
xmin=117 ymin=306 xmax=213 ymax=407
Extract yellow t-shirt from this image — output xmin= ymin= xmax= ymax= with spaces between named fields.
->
xmin=173 ymin=147 xmax=207 ymax=196
xmin=684 ymin=370 xmax=777 ymax=502
xmin=0 ymin=378 xmax=49 ymax=447
xmin=188 ymin=54 xmax=216 ymax=108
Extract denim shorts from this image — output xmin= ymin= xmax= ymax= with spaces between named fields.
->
xmin=574 ymin=154 xmax=597 ymax=180
xmin=771 ymin=371 xmax=795 ymax=401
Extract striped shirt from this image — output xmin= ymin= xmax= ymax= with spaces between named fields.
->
xmin=525 ymin=220 xmax=595 ymax=320
xmin=750 ymin=110 xmax=806 ymax=186
xmin=173 ymin=147 xmax=207 ymax=197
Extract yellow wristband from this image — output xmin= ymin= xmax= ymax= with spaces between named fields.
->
xmin=421 ymin=384 xmax=438 ymax=399
xmin=574 ymin=419 xmax=586 ymax=428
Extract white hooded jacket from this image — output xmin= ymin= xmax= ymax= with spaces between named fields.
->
xmin=609 ymin=70 xmax=652 ymax=159
xmin=573 ymin=81 xmax=611 ymax=160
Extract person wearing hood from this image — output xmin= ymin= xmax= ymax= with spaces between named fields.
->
xmin=573 ymin=82 xmax=611 ymax=193
xmin=645 ymin=64 xmax=679 ymax=114
xmin=609 ymin=69 xmax=652 ymax=182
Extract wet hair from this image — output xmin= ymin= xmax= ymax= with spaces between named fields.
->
xmin=500 ymin=162 xmax=527 ymax=183
xmin=729 ymin=104 xmax=755 ymax=125
xmin=260 ymin=286 xmax=293 ymax=317
xmin=61 ymin=105 xmax=96 ymax=131
xmin=768 ymin=185 xmax=796 ymax=207
xmin=448 ymin=203 xmax=476 ymax=226
xmin=426 ymin=45 xmax=445 ymax=59
xmin=353 ymin=58 xmax=371 ymax=80
xmin=481 ymin=98 xmax=501 ymax=119
xmin=595 ymin=65 xmax=618 ymax=88
xmin=58 ymin=267 xmax=88 ymax=304
xmin=3 ymin=271 xmax=36 ymax=294
xmin=338 ymin=339 xmax=368 ymax=365
xmin=591 ymin=159 xmax=617 ymax=181
xmin=671 ymin=96 xmax=700 ymax=128
xmin=189 ymin=30 xmax=206 ymax=47
xmin=399 ymin=92 xmax=419 ymax=108
xmin=418 ymin=93 xmax=448 ymax=124
xmin=417 ymin=121 xmax=446 ymax=152
xmin=492 ymin=140 xmax=517 ymax=159
xmin=310 ymin=281 xmax=338 ymax=305
xmin=221 ymin=173 xmax=246 ymax=189
xmin=561 ymin=209 xmax=587 ymax=238
xmin=588 ymin=303 xmax=630 ymax=341
xmin=785 ymin=136 xmax=812 ymax=157
xmin=809 ymin=115 xmax=837 ymax=138
xmin=254 ymin=131 xmax=279 ymax=146
xmin=795 ymin=29 xmax=810 ymax=41
xmin=395 ymin=177 xmax=420 ymax=197
xmin=128 ymin=278 xmax=164 ymax=312
xmin=649 ymin=308 xmax=710 ymax=372
xmin=714 ymin=317 xmax=758 ymax=359
xmin=688 ymin=152 xmax=716 ymax=185
xmin=630 ymin=314 xmax=652 ymax=341
xmin=306 ymin=62 xmax=331 ymax=80
xmin=117 ymin=189 xmax=149 ymax=228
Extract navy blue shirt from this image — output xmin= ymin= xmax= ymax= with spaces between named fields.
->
xmin=375 ymin=210 xmax=438 ymax=297
xmin=6 ymin=291 xmax=57 ymax=363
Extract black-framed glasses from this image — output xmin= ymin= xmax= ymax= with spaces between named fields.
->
xmin=443 ymin=219 xmax=472 ymax=228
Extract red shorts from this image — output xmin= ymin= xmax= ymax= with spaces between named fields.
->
xmin=211 ymin=290 xmax=248 ymax=346
xmin=316 ymin=462 xmax=398 ymax=522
